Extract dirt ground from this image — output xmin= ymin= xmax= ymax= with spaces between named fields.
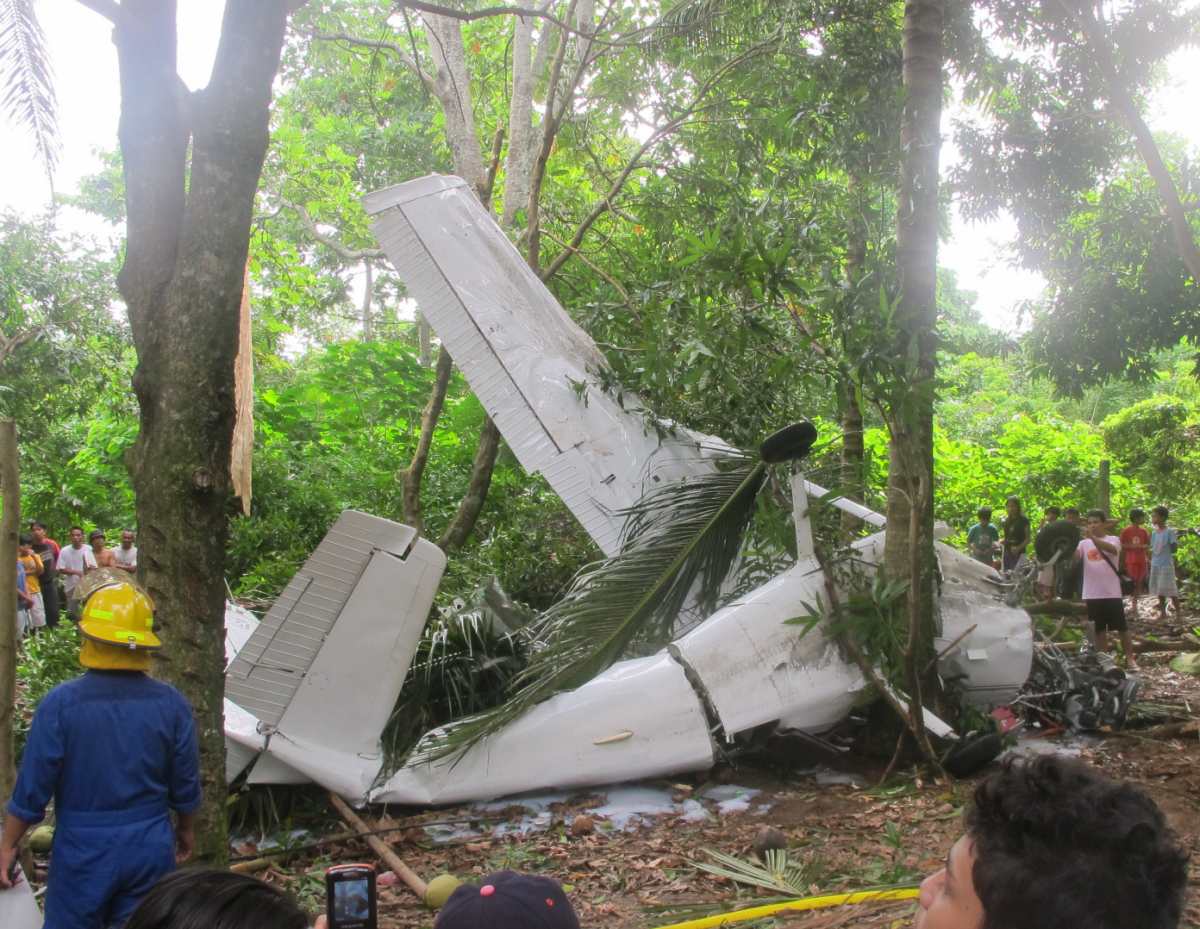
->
xmin=246 ymin=599 xmax=1200 ymax=929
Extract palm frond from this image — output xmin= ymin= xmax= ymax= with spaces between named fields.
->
xmin=412 ymin=452 xmax=767 ymax=763
xmin=651 ymin=0 xmax=769 ymax=50
xmin=693 ymin=847 xmax=825 ymax=896
xmin=0 ymin=0 xmax=58 ymax=182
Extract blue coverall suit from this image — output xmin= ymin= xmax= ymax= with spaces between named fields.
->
xmin=7 ymin=669 xmax=201 ymax=929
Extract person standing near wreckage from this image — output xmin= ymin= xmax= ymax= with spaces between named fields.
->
xmin=1075 ymin=510 xmax=1137 ymax=671
xmin=0 ymin=577 xmax=201 ymax=929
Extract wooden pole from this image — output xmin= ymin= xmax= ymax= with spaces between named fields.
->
xmin=1098 ymin=459 xmax=1111 ymax=518
xmin=328 ymin=792 xmax=428 ymax=900
xmin=0 ymin=419 xmax=19 ymax=802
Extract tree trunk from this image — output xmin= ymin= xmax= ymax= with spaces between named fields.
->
xmin=402 ymin=346 xmax=453 ymax=534
xmin=1069 ymin=1 xmax=1200 ymax=283
xmin=839 ymin=384 xmax=865 ymax=538
xmin=113 ymin=0 xmax=294 ymax=864
xmin=839 ymin=174 xmax=869 ymax=539
xmin=884 ymin=0 xmax=943 ymax=707
xmin=501 ymin=12 xmax=536 ymax=228
xmin=0 ymin=420 xmax=18 ymax=803
xmin=416 ymin=313 xmax=432 ymax=366
xmin=438 ymin=417 xmax=501 ymax=551
xmin=361 ymin=258 xmax=374 ymax=339
xmin=423 ymin=13 xmax=488 ymax=197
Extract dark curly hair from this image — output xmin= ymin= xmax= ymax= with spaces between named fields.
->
xmin=124 ymin=870 xmax=309 ymax=929
xmin=967 ymin=756 xmax=1188 ymax=929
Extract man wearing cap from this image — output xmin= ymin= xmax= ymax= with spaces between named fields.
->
xmin=435 ymin=871 xmax=581 ymax=929
xmin=90 ymin=529 xmax=118 ymax=569
xmin=0 ymin=579 xmax=202 ymax=929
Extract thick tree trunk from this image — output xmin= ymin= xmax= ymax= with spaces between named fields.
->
xmin=501 ymin=13 xmax=536 ymax=228
xmin=113 ymin=0 xmax=293 ymax=864
xmin=0 ymin=420 xmax=18 ymax=803
xmin=884 ymin=0 xmax=943 ymax=709
xmin=423 ymin=13 xmax=488 ymax=197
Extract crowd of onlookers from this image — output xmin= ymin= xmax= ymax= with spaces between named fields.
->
xmin=13 ymin=520 xmax=138 ymax=637
xmin=966 ymin=496 xmax=1187 ymax=670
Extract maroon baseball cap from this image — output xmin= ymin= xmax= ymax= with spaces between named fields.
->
xmin=435 ymin=871 xmax=581 ymax=929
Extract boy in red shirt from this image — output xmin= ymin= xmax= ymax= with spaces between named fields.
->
xmin=1119 ymin=508 xmax=1150 ymax=616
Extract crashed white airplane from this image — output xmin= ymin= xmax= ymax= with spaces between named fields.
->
xmin=221 ymin=175 xmax=1032 ymax=805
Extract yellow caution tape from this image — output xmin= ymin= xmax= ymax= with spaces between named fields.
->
xmin=652 ymin=887 xmax=921 ymax=929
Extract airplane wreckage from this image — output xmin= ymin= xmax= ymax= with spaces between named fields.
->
xmin=220 ymin=175 xmax=1034 ymax=805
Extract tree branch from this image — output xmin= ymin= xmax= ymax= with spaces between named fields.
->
xmin=526 ymin=0 xmax=581 ymax=268
xmin=395 ymin=0 xmax=598 ymax=40
xmin=301 ymin=28 xmax=434 ymax=91
xmin=541 ymin=35 xmax=776 ymax=282
xmin=482 ymin=125 xmax=505 ymax=208
xmin=437 ymin=417 xmax=502 ymax=551
xmin=0 ymin=328 xmax=43 ymax=367
xmin=541 ymin=230 xmax=632 ymax=307
xmin=282 ymin=199 xmax=385 ymax=260
xmin=1062 ymin=0 xmax=1200 ymax=282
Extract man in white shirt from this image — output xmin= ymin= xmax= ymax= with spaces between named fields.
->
xmin=114 ymin=529 xmax=138 ymax=574
xmin=57 ymin=526 xmax=97 ymax=621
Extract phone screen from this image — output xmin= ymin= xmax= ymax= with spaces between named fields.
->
xmin=333 ymin=878 xmax=370 ymax=921
xmin=327 ymin=868 xmax=376 ymax=929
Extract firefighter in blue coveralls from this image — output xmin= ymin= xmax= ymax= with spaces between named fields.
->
xmin=0 ymin=578 xmax=202 ymax=928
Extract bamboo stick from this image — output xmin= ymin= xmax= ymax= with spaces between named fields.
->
xmin=328 ymin=793 xmax=428 ymax=900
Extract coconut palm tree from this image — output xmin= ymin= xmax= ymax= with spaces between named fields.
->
xmin=1 ymin=0 xmax=58 ymax=183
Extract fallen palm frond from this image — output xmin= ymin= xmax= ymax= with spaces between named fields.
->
xmin=692 ymin=847 xmax=829 ymax=897
xmin=411 ymin=451 xmax=767 ymax=763
xmin=380 ymin=602 xmax=531 ymax=774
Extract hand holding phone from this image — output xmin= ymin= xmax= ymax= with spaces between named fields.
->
xmin=325 ymin=864 xmax=376 ymax=929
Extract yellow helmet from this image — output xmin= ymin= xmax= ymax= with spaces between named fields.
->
xmin=79 ymin=582 xmax=162 ymax=651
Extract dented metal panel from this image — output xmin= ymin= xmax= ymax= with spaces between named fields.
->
xmin=673 ymin=561 xmax=866 ymax=736
xmin=373 ymin=652 xmax=713 ymax=805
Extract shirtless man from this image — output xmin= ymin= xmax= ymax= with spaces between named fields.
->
xmin=90 ymin=529 xmax=118 ymax=569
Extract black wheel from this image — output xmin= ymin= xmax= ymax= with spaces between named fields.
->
xmin=942 ymin=731 xmax=1005 ymax=778
xmin=1035 ymin=519 xmax=1081 ymax=563
xmin=759 ymin=421 xmax=818 ymax=463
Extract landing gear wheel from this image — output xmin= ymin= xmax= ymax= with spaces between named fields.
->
xmin=1035 ymin=519 xmax=1081 ymax=563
